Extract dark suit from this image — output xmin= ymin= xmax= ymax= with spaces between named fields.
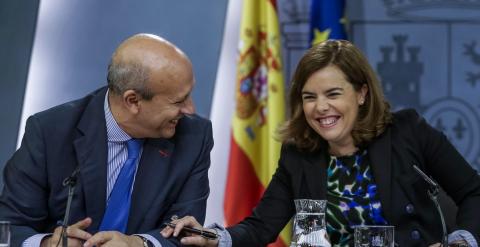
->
xmin=227 ymin=109 xmax=480 ymax=246
xmin=0 ymin=87 xmax=213 ymax=246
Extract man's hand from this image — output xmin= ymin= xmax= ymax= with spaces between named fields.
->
xmin=161 ymin=215 xmax=219 ymax=247
xmin=40 ymin=217 xmax=92 ymax=247
xmin=83 ymin=231 xmax=143 ymax=247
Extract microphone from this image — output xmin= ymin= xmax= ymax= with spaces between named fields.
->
xmin=412 ymin=164 xmax=448 ymax=247
xmin=62 ymin=168 xmax=79 ymax=186
xmin=58 ymin=168 xmax=80 ymax=247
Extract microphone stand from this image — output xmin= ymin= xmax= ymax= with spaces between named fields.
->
xmin=58 ymin=168 xmax=79 ymax=247
xmin=413 ymin=165 xmax=448 ymax=247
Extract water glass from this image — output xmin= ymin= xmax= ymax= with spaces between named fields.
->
xmin=0 ymin=221 xmax=10 ymax=247
xmin=354 ymin=225 xmax=394 ymax=247
xmin=290 ymin=199 xmax=330 ymax=247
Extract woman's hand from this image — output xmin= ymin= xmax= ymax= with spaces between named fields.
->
xmin=160 ymin=215 xmax=220 ymax=247
xmin=428 ymin=240 xmax=470 ymax=247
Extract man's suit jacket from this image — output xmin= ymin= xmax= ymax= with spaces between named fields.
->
xmin=0 ymin=87 xmax=213 ymax=246
xmin=227 ymin=109 xmax=480 ymax=246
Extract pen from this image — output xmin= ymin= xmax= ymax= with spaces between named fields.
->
xmin=163 ymin=222 xmax=219 ymax=240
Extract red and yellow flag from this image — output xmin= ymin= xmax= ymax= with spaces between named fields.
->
xmin=224 ymin=0 xmax=289 ymax=246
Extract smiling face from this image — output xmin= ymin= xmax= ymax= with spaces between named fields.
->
xmin=109 ymin=34 xmax=196 ymax=139
xmin=302 ymin=65 xmax=367 ymax=155
xmin=134 ymin=58 xmax=195 ymax=139
xmin=135 ymin=66 xmax=195 ymax=138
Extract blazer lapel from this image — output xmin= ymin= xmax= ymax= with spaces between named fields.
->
xmin=128 ymin=138 xmax=175 ymax=232
xmin=368 ymin=129 xmax=393 ymax=222
xmin=74 ymin=89 xmax=108 ymax=232
xmin=302 ymin=149 xmax=328 ymax=200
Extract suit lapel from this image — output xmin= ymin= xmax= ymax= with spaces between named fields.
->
xmin=368 ymin=129 xmax=393 ymax=222
xmin=74 ymin=88 xmax=108 ymax=232
xmin=128 ymin=138 xmax=175 ymax=232
xmin=302 ymin=149 xmax=328 ymax=200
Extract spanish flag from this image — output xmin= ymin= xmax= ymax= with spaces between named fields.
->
xmin=223 ymin=0 xmax=288 ymax=246
xmin=310 ymin=0 xmax=347 ymax=46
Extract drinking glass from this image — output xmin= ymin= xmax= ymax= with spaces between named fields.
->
xmin=0 ymin=221 xmax=10 ymax=247
xmin=290 ymin=199 xmax=330 ymax=247
xmin=354 ymin=225 xmax=394 ymax=247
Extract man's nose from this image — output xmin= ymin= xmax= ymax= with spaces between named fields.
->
xmin=181 ymin=97 xmax=195 ymax=115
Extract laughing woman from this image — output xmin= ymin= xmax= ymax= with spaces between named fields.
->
xmin=162 ymin=40 xmax=480 ymax=247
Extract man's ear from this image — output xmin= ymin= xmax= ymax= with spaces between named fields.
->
xmin=123 ymin=89 xmax=140 ymax=114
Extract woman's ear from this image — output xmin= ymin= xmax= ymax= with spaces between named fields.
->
xmin=358 ymin=84 xmax=368 ymax=105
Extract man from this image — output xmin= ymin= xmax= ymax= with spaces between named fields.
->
xmin=0 ymin=33 xmax=213 ymax=247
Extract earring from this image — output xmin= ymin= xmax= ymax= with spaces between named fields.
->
xmin=359 ymin=99 xmax=364 ymax=105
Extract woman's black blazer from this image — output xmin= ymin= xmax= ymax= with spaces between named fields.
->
xmin=227 ymin=109 xmax=480 ymax=246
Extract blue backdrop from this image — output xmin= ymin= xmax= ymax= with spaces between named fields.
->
xmin=1 ymin=1 xmax=480 ymax=224
xmin=0 ymin=0 xmax=228 ymax=188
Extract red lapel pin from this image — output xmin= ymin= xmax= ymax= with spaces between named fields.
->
xmin=158 ymin=149 xmax=169 ymax=157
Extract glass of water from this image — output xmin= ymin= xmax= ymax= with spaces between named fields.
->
xmin=290 ymin=199 xmax=329 ymax=247
xmin=354 ymin=225 xmax=394 ymax=247
xmin=0 ymin=221 xmax=10 ymax=247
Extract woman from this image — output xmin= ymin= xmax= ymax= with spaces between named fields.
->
xmin=162 ymin=40 xmax=480 ymax=246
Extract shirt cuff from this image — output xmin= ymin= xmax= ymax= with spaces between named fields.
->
xmin=207 ymin=223 xmax=232 ymax=247
xmin=22 ymin=233 xmax=51 ymax=247
xmin=136 ymin=234 xmax=162 ymax=247
xmin=449 ymin=230 xmax=478 ymax=247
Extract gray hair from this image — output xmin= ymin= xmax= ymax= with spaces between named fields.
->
xmin=107 ymin=61 xmax=154 ymax=100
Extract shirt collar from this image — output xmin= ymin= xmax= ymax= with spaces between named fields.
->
xmin=104 ymin=90 xmax=132 ymax=142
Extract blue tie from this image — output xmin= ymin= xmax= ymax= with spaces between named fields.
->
xmin=99 ymin=139 xmax=142 ymax=233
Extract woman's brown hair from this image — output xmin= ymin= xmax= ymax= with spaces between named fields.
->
xmin=278 ymin=40 xmax=392 ymax=152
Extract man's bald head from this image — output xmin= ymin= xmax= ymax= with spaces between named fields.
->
xmin=107 ymin=33 xmax=192 ymax=100
xmin=106 ymin=34 xmax=196 ymax=139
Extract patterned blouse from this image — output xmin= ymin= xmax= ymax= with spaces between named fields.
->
xmin=326 ymin=150 xmax=388 ymax=246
